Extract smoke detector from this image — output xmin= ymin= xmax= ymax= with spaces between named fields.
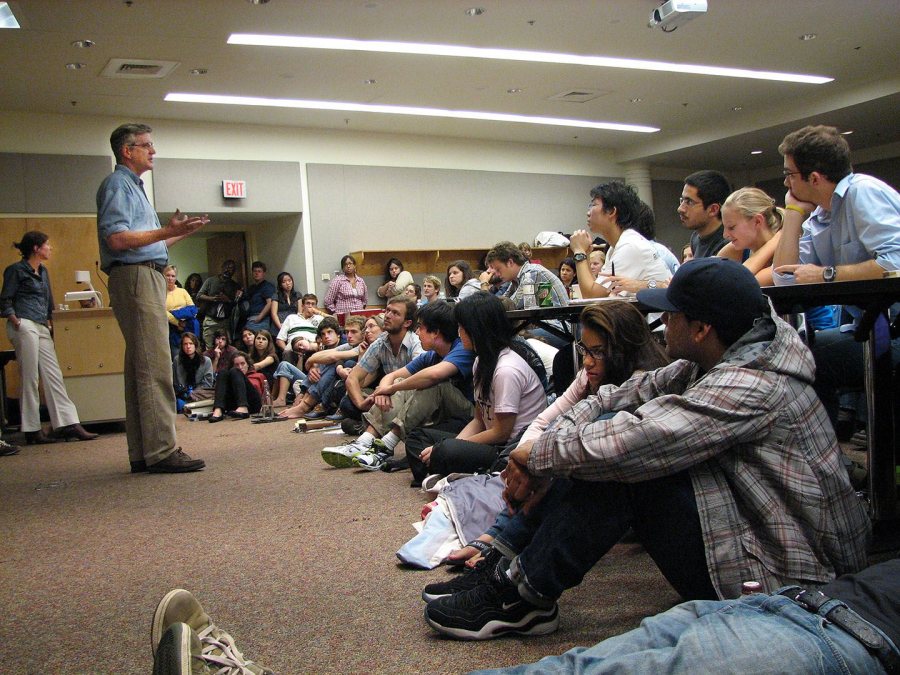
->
xmin=101 ymin=58 xmax=179 ymax=78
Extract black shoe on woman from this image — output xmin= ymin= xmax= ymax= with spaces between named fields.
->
xmin=24 ymin=429 xmax=55 ymax=445
xmin=208 ymin=414 xmax=224 ymax=423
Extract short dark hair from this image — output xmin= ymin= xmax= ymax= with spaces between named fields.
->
xmin=110 ymin=123 xmax=153 ymax=163
xmin=340 ymin=254 xmax=357 ymax=269
xmin=251 ymin=261 xmax=266 ymax=272
xmin=212 ymin=329 xmax=230 ymax=344
xmin=417 ymin=300 xmax=457 ymax=343
xmin=589 ymin=182 xmax=643 ymax=230
xmin=683 ymin=170 xmax=731 ymax=211
xmin=387 ymin=295 xmax=418 ymax=330
xmin=631 ymin=201 xmax=656 ymax=240
xmin=485 ymin=241 xmax=528 ymax=266
xmin=12 ymin=231 xmax=48 ymax=259
xmin=778 ymin=125 xmax=851 ymax=183
xmin=316 ymin=316 xmax=341 ymax=337
xmin=301 ymin=293 xmax=317 ymax=305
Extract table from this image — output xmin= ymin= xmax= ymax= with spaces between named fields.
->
xmin=508 ymin=278 xmax=900 ymax=522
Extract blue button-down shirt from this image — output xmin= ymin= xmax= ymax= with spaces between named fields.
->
xmin=96 ymin=164 xmax=168 ymax=273
xmin=0 ymin=259 xmax=53 ymax=324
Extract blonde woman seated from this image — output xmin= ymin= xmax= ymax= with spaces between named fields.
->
xmin=719 ymin=187 xmax=783 ymax=287
xmin=164 ymin=265 xmax=198 ymax=356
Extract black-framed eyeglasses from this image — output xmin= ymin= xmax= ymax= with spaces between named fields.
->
xmin=782 ymin=169 xmax=802 ymax=179
xmin=575 ymin=341 xmax=607 ymax=360
xmin=128 ymin=142 xmax=154 ymax=149
xmin=678 ymin=196 xmax=700 ymax=207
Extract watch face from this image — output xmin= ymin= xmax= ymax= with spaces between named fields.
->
xmin=573 ymin=253 xmax=587 ymax=262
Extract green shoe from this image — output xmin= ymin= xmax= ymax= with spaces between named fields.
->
xmin=153 ymin=622 xmax=209 ymax=675
xmin=151 ymin=589 xmax=273 ymax=674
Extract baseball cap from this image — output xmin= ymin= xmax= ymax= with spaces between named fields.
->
xmin=637 ymin=257 xmax=766 ymax=336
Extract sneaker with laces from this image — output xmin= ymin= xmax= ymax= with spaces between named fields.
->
xmin=321 ymin=441 xmax=371 ymax=468
xmin=151 ymin=589 xmax=272 ymax=674
xmin=353 ymin=438 xmax=393 ymax=471
xmin=424 ymin=561 xmax=559 ymax=640
xmin=152 ymin=622 xmax=209 ymax=675
xmin=421 ymin=547 xmax=503 ymax=602
xmin=0 ymin=439 xmax=21 ymax=456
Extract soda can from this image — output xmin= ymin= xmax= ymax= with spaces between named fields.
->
xmin=537 ymin=281 xmax=553 ymax=307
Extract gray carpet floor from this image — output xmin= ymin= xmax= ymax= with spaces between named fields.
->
xmin=0 ymin=415 xmax=679 ymax=674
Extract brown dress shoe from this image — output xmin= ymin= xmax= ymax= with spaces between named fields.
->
xmin=148 ymin=448 xmax=206 ymax=473
xmin=53 ymin=423 xmax=99 ymax=442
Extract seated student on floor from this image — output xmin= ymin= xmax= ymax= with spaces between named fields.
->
xmin=445 ymin=260 xmax=482 ymax=301
xmin=275 ymin=294 xmax=322 ymax=365
xmin=238 ymin=326 xmax=256 ymax=354
xmin=326 ymin=315 xmax=385 ymax=428
xmin=431 ymin=301 xmax=668 ymax=571
xmin=243 ymin=260 xmax=276 ymax=333
xmin=247 ymin=328 xmax=279 ymax=388
xmin=376 ymin=257 xmax=414 ymax=299
xmin=422 ymin=258 xmax=870 ymax=641
xmin=203 ymin=329 xmax=237 ymax=377
xmin=404 ymin=283 xmax=422 ymax=304
xmin=404 ymin=292 xmax=547 ymax=486
xmin=172 ymin=332 xmax=214 ymax=413
xmin=274 ymin=315 xmax=347 ymax=412
xmin=320 ymin=301 xmax=476 ymax=471
xmin=207 ymin=351 xmax=265 ymax=422
xmin=418 ymin=275 xmax=443 ymax=307
xmin=270 ymin=271 xmax=301 ymax=334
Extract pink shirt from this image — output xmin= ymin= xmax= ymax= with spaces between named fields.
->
xmin=476 ymin=348 xmax=546 ymax=438
xmin=324 ymin=273 xmax=367 ymax=314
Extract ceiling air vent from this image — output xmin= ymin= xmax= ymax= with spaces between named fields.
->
xmin=548 ymin=89 xmax=609 ymax=103
xmin=101 ymin=58 xmax=179 ymax=79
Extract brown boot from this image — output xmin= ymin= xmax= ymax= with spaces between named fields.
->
xmin=25 ymin=429 xmax=55 ymax=445
xmin=54 ymin=423 xmax=99 ymax=442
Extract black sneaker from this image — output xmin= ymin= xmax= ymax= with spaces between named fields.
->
xmin=424 ymin=561 xmax=559 ymax=640
xmin=422 ymin=547 xmax=503 ymax=602
xmin=381 ymin=455 xmax=409 ymax=473
xmin=340 ymin=417 xmax=366 ymax=436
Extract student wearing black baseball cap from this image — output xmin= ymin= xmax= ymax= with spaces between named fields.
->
xmin=427 ymin=255 xmax=869 ymax=642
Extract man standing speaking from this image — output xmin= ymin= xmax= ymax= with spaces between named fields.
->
xmin=97 ymin=123 xmax=209 ymax=474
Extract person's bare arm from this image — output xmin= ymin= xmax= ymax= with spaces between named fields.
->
xmin=106 ymin=210 xmax=208 ymax=251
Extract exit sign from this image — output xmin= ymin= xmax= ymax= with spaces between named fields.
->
xmin=222 ymin=180 xmax=246 ymax=199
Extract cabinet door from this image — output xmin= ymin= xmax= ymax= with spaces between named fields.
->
xmin=54 ymin=312 xmax=125 ymax=378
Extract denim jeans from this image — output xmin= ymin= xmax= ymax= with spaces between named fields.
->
xmin=273 ymin=360 xmax=308 ymax=389
xmin=487 ymin=478 xmax=572 ymax=558
xmin=473 ymin=592 xmax=888 ymax=674
xmin=513 ymin=470 xmax=716 ymax=605
xmin=307 ymin=362 xmax=337 ymax=402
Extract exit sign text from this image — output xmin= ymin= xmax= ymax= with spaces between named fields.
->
xmin=222 ymin=180 xmax=246 ymax=199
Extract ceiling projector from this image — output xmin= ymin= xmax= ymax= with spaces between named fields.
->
xmin=649 ymin=0 xmax=708 ymax=31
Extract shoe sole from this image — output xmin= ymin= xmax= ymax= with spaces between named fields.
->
xmin=422 ymin=590 xmax=453 ymax=602
xmin=152 ymin=622 xmax=192 ymax=675
xmin=321 ymin=450 xmax=360 ymax=469
xmin=423 ymin=603 xmax=559 ymax=641
xmin=148 ymin=462 xmax=206 ymax=473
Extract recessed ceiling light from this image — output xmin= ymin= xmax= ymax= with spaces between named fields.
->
xmin=364 ymin=78 xmax=376 ymax=85
xmin=841 ymin=130 xmax=854 ymax=135
xmin=750 ymin=150 xmax=763 ymax=155
xmin=66 ymin=62 xmax=86 ymax=70
xmin=732 ymin=105 xmax=743 ymax=111
xmin=71 ymin=39 xmax=95 ymax=48
xmin=507 ymin=88 xmax=522 ymax=94
xmin=0 ymin=2 xmax=20 ymax=28
xmin=189 ymin=68 xmax=208 ymax=75
xmin=165 ymin=92 xmax=660 ymax=133
xmin=630 ymin=97 xmax=643 ymax=103
xmin=465 ymin=7 xmax=485 ymax=16
xmin=247 ymin=0 xmax=270 ymax=4
xmin=228 ymin=34 xmax=834 ymax=84
xmin=799 ymin=33 xmax=817 ymax=41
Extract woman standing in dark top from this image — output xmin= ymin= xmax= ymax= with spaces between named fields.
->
xmin=0 ymin=231 xmax=98 ymax=444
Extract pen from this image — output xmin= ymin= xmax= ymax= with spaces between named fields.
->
xmin=611 ymin=262 xmax=615 ymax=276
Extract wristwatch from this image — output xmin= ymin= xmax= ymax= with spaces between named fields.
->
xmin=573 ymin=252 xmax=587 ymax=263
xmin=823 ymin=266 xmax=837 ymax=282
xmin=647 ymin=280 xmax=658 ymax=289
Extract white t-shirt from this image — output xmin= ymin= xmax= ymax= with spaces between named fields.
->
xmin=276 ymin=314 xmax=318 ymax=345
xmin=476 ymin=347 xmax=547 ymax=438
xmin=599 ymin=228 xmax=672 ymax=288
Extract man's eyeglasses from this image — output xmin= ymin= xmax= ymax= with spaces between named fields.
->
xmin=575 ymin=341 xmax=607 ymax=360
xmin=678 ymin=196 xmax=701 ymax=207
xmin=782 ymin=169 xmax=802 ymax=179
xmin=128 ymin=142 xmax=154 ymax=149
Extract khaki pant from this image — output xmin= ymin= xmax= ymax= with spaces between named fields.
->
xmin=109 ymin=265 xmax=177 ymax=465
xmin=363 ymin=381 xmax=473 ymax=439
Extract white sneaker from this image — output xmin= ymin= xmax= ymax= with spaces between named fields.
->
xmin=321 ymin=441 xmax=370 ymax=468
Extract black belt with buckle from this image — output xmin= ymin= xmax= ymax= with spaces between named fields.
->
xmin=109 ymin=261 xmax=167 ymax=274
xmin=778 ymin=587 xmax=899 ymax=673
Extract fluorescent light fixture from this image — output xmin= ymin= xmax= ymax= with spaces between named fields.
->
xmin=228 ymin=34 xmax=833 ymax=85
xmin=0 ymin=2 xmax=21 ymax=28
xmin=165 ymin=92 xmax=659 ymax=133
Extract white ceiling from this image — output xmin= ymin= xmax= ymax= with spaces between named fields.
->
xmin=2 ymin=0 xmax=898 ymax=171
